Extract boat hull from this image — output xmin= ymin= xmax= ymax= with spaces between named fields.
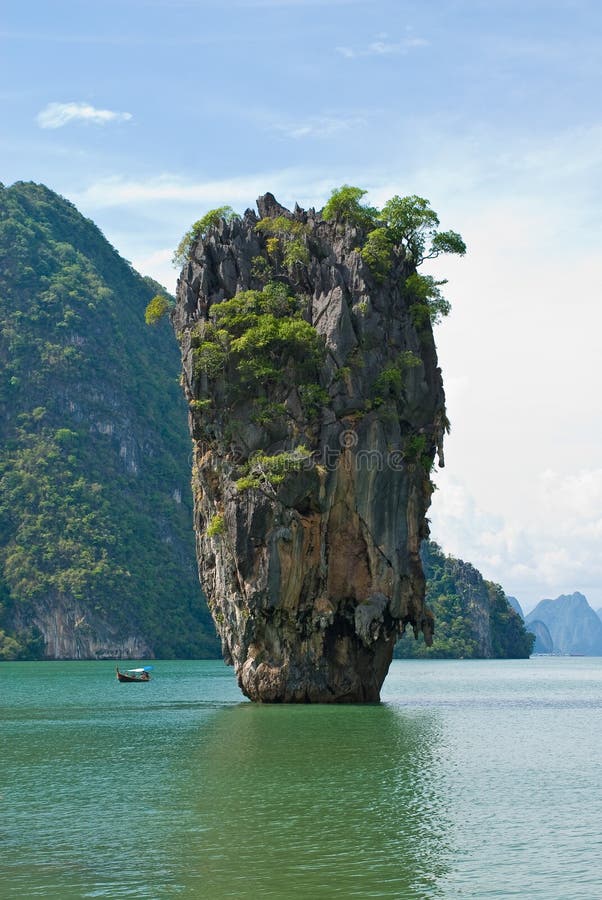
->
xmin=116 ymin=669 xmax=150 ymax=683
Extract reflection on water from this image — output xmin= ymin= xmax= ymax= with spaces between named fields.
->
xmin=6 ymin=658 xmax=602 ymax=898
xmin=0 ymin=661 xmax=448 ymax=899
xmin=171 ymin=703 xmax=449 ymax=898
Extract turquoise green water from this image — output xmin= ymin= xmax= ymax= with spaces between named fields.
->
xmin=1 ymin=658 xmax=601 ymax=899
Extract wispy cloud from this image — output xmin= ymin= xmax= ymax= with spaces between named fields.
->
xmin=70 ymin=170 xmax=337 ymax=211
xmin=337 ymin=35 xmax=429 ymax=59
xmin=274 ymin=114 xmax=367 ymax=139
xmin=131 ymin=248 xmax=175 ymax=292
xmin=37 ymin=102 xmax=133 ymax=129
xmin=431 ymin=468 xmax=602 ymax=613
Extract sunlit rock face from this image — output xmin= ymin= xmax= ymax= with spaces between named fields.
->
xmin=173 ymin=194 xmax=446 ymax=702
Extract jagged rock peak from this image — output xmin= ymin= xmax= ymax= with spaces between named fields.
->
xmin=256 ymin=192 xmax=293 ymax=220
xmin=173 ymin=194 xmax=447 ymax=701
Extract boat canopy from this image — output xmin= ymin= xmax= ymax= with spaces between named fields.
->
xmin=125 ymin=666 xmax=154 ymax=674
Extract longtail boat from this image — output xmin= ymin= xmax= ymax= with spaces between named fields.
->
xmin=116 ymin=666 xmax=153 ymax=682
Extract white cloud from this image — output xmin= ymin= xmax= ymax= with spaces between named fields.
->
xmin=430 ymin=468 xmax=602 ymax=614
xmin=368 ymin=37 xmax=429 ymax=54
xmin=274 ymin=115 xmax=367 ymax=139
xmin=71 ymin=120 xmax=602 ymax=220
xmin=337 ymin=35 xmax=429 ymax=59
xmin=70 ymin=169 xmax=337 ymax=211
xmin=37 ymin=102 xmax=132 ymax=129
xmin=421 ymin=182 xmax=602 ymax=613
xmin=131 ymin=248 xmax=176 ymax=294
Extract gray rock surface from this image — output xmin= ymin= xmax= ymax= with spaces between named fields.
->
xmin=173 ymin=194 xmax=447 ymax=701
xmin=506 ymin=595 xmax=524 ymax=619
xmin=527 ymin=619 xmax=554 ymax=654
xmin=526 ymin=592 xmax=602 ymax=655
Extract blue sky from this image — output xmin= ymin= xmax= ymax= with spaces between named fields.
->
xmin=2 ymin=0 xmax=602 ymax=610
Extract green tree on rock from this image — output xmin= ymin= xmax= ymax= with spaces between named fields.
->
xmin=320 ymin=186 xmax=466 ymax=325
xmin=321 ymin=185 xmax=378 ymax=230
xmin=173 ymin=206 xmax=240 ymax=267
xmin=144 ymin=294 xmax=171 ymax=326
xmin=380 ymin=194 xmax=466 ymax=264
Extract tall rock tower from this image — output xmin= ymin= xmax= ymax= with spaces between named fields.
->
xmin=173 ymin=193 xmax=447 ymax=701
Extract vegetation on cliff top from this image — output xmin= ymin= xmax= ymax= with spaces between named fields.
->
xmin=177 ymin=187 xmax=465 ymax=331
xmin=190 ymin=279 xmax=327 ymax=463
xmin=175 ymin=187 xmax=462 ymax=514
xmin=323 ymin=185 xmax=465 ymax=322
xmin=172 ymin=205 xmax=240 ymax=267
xmin=395 ymin=542 xmax=534 ymax=659
xmin=193 ymin=281 xmax=323 ymax=383
xmin=0 ymin=181 xmax=218 ymax=659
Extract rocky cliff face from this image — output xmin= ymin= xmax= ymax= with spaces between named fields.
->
xmin=395 ymin=542 xmax=534 ymax=659
xmin=528 ymin=619 xmax=554 ymax=654
xmin=11 ymin=593 xmax=151 ymax=659
xmin=173 ymin=194 xmax=447 ymax=701
xmin=526 ymin=592 xmax=602 ymax=655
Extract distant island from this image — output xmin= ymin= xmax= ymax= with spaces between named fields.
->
xmin=395 ymin=542 xmax=533 ymax=659
xmin=525 ymin=592 xmax=602 ymax=655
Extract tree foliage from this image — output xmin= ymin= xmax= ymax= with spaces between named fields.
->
xmin=321 ymin=185 xmax=378 ymax=230
xmin=192 ymin=282 xmax=325 ymax=398
xmin=395 ymin=542 xmax=534 ymax=659
xmin=173 ymin=206 xmax=240 ymax=267
xmin=144 ymin=293 xmax=171 ymax=326
xmin=358 ymin=228 xmax=394 ymax=282
xmin=380 ymin=194 xmax=465 ymax=264
xmin=254 ymin=216 xmax=310 ymax=275
xmin=322 ymin=186 xmax=465 ymax=324
xmin=0 ymin=182 xmax=219 ymax=659
xmin=405 ymin=273 xmax=452 ymax=326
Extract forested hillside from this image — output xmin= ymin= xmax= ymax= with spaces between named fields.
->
xmin=395 ymin=542 xmax=534 ymax=658
xmin=0 ymin=182 xmax=218 ymax=659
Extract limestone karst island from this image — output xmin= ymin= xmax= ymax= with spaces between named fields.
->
xmin=171 ymin=187 xmax=522 ymax=701
xmin=0 ymin=182 xmax=533 ymax=695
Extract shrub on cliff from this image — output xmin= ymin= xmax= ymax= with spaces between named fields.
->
xmin=192 ymin=281 xmax=325 ymax=406
xmin=173 ymin=206 xmax=240 ymax=267
xmin=321 ymin=186 xmax=466 ymax=323
xmin=144 ymin=293 xmax=171 ymax=325
xmin=394 ymin=542 xmax=535 ymax=659
xmin=405 ymin=274 xmax=451 ymax=326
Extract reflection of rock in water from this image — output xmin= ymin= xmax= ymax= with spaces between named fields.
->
xmin=173 ymin=704 xmax=450 ymax=897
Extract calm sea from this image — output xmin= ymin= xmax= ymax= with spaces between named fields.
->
xmin=1 ymin=657 xmax=601 ymax=899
